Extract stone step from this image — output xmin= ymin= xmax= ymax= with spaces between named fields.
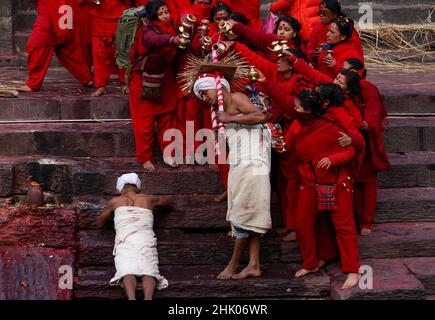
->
xmin=0 ymin=151 xmax=434 ymax=198
xmin=74 ymin=187 xmax=435 ymax=231
xmin=75 ymin=263 xmax=331 ymax=300
xmin=0 ymin=92 xmax=434 ymax=121
xmin=0 ymin=156 xmax=225 ymax=198
xmin=79 ymin=222 xmax=435 ymax=267
xmin=280 ymin=222 xmax=435 ymax=263
xmin=0 ymin=118 xmax=433 ymax=157
xmin=75 ymin=257 xmax=434 ymax=300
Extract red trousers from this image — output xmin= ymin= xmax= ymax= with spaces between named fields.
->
xmin=92 ymin=36 xmax=125 ymax=88
xmin=129 ymin=74 xmax=177 ymax=164
xmin=354 ymin=181 xmax=377 ymax=230
xmin=26 ymin=45 xmax=93 ymax=90
xmin=295 ymin=183 xmax=360 ymax=273
xmin=276 ymin=153 xmax=300 ymax=229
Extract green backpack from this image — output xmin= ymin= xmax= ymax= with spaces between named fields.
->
xmin=115 ymin=5 xmax=147 ymax=70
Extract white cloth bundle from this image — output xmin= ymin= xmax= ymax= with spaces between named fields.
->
xmin=193 ymin=76 xmax=230 ymax=100
xmin=109 ymin=206 xmax=168 ymax=290
xmin=116 ymin=173 xmax=141 ymax=194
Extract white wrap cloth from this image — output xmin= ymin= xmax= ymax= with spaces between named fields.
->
xmin=225 ymin=121 xmax=272 ymax=234
xmin=109 ymin=206 xmax=168 ymax=290
xmin=193 ymin=76 xmax=230 ymax=100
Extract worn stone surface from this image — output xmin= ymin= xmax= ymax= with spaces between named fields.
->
xmin=75 ymin=264 xmax=330 ymax=300
xmin=0 ymin=246 xmax=74 ymax=300
xmin=327 ymin=259 xmax=426 ymax=300
xmin=402 ymin=257 xmax=435 ymax=295
xmin=0 ymin=205 xmax=78 ymax=248
xmin=79 ymin=230 xmax=282 ymax=266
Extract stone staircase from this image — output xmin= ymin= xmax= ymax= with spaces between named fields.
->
xmin=0 ymin=66 xmax=435 ymax=300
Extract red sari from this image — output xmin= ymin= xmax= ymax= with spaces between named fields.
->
xmin=90 ymin=0 xmax=132 ymax=88
xmin=25 ymin=0 xmax=92 ymax=90
xmin=129 ymin=19 xmax=178 ymax=164
xmin=287 ymin=114 xmax=360 ymax=273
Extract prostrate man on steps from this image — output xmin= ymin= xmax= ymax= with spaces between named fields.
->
xmin=96 ymin=172 xmax=172 ymax=300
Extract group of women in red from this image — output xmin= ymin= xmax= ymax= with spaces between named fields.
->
xmin=24 ymin=0 xmax=390 ymax=290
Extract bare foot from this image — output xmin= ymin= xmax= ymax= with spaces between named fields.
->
xmin=281 ymin=231 xmax=297 ymax=242
xmin=361 ymin=228 xmax=371 ymax=236
xmin=341 ymin=272 xmax=360 ymax=290
xmin=92 ymin=87 xmax=106 ymax=97
xmin=121 ymin=85 xmax=129 ymax=95
xmin=143 ymin=160 xmax=156 ymax=172
xmin=227 ymin=230 xmax=233 ymax=237
xmin=214 ymin=190 xmax=227 ymax=202
xmin=84 ymin=81 xmax=93 ymax=88
xmin=217 ymin=264 xmax=237 ymax=280
xmin=18 ymin=85 xmax=34 ymax=92
xmin=232 ymin=265 xmax=262 ymax=280
xmin=163 ymin=157 xmax=180 ymax=168
xmin=295 ymin=268 xmax=319 ymax=278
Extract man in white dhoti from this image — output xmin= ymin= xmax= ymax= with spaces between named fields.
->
xmin=194 ymin=76 xmax=273 ymax=280
xmin=96 ymin=173 xmax=172 ymax=300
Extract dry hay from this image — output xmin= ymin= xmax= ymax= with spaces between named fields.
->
xmin=358 ymin=19 xmax=435 ymax=72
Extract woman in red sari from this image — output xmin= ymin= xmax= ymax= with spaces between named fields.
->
xmin=317 ymin=16 xmax=364 ymax=79
xmin=306 ymin=0 xmax=363 ymax=64
xmin=344 ymin=58 xmax=391 ymax=236
xmin=226 ymin=15 xmax=303 ymax=63
xmin=129 ymin=0 xmax=182 ymax=171
xmin=285 ymin=89 xmax=360 ymax=290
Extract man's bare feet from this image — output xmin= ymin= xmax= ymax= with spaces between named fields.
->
xmin=295 ymin=267 xmax=319 ymax=278
xmin=18 ymin=85 xmax=34 ymax=92
xmin=341 ymin=272 xmax=360 ymax=290
xmin=232 ymin=265 xmax=262 ymax=280
xmin=217 ymin=264 xmax=237 ymax=280
xmin=281 ymin=231 xmax=297 ymax=242
xmin=163 ymin=157 xmax=180 ymax=168
xmin=143 ymin=160 xmax=156 ymax=172
xmin=84 ymin=81 xmax=94 ymax=88
xmin=361 ymin=228 xmax=371 ymax=236
xmin=92 ymin=87 xmax=106 ymax=97
xmin=214 ymin=190 xmax=227 ymax=202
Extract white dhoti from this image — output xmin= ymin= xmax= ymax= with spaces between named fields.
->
xmin=109 ymin=206 xmax=168 ymax=290
xmin=226 ymin=122 xmax=272 ymax=234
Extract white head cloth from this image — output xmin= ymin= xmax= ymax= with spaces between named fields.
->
xmin=116 ymin=173 xmax=141 ymax=193
xmin=193 ymin=76 xmax=230 ymax=100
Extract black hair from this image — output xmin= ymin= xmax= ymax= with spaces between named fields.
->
xmin=320 ymin=0 xmax=342 ymax=16
xmin=146 ymin=0 xmax=169 ymax=21
xmin=229 ymin=12 xmax=248 ymax=26
xmin=210 ymin=2 xmax=232 ymax=22
xmin=340 ymin=69 xmax=361 ymax=100
xmin=190 ymin=0 xmax=211 ymax=4
xmin=274 ymin=16 xmax=302 ymax=47
xmin=332 ymin=16 xmax=354 ymax=40
xmin=288 ymin=47 xmax=307 ymax=60
xmin=296 ymin=89 xmax=325 ymax=116
xmin=317 ymin=83 xmax=345 ymax=108
xmin=345 ymin=58 xmax=367 ymax=78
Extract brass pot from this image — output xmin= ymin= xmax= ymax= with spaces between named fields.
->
xmin=248 ymin=66 xmax=259 ymax=82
